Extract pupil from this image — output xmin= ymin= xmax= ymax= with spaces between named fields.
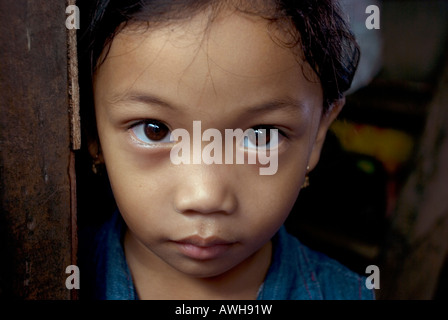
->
xmin=253 ymin=128 xmax=271 ymax=146
xmin=144 ymin=121 xmax=168 ymax=141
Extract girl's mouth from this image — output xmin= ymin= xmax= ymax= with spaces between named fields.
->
xmin=172 ymin=236 xmax=236 ymax=260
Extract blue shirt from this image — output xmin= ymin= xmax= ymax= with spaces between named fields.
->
xmin=79 ymin=211 xmax=375 ymax=300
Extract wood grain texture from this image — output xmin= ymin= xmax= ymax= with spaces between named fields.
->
xmin=0 ymin=0 xmax=75 ymax=299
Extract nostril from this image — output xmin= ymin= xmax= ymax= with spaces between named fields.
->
xmin=173 ymin=186 xmax=238 ymax=215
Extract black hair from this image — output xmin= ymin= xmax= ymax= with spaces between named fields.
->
xmin=77 ymin=0 xmax=359 ymax=143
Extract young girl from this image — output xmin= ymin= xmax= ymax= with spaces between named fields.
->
xmin=77 ymin=0 xmax=374 ymax=300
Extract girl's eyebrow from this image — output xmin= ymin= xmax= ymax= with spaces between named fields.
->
xmin=243 ymin=98 xmax=306 ymax=116
xmin=109 ymin=91 xmax=306 ymax=116
xmin=109 ymin=91 xmax=178 ymax=110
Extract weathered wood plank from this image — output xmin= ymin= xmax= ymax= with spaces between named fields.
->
xmin=0 ymin=0 xmax=75 ymax=299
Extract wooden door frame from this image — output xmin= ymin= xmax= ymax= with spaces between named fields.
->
xmin=0 ymin=0 xmax=79 ymax=299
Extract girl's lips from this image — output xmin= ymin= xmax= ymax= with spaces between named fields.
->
xmin=173 ymin=236 xmax=236 ymax=260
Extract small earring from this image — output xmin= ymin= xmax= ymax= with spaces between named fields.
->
xmin=301 ymin=166 xmax=310 ymax=189
xmin=92 ymin=153 xmax=103 ymax=175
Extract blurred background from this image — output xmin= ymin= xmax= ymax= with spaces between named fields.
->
xmin=285 ymin=0 xmax=448 ymax=300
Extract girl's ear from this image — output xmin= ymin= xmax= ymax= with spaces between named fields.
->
xmin=87 ymin=136 xmax=105 ymax=168
xmin=308 ymin=97 xmax=345 ymax=171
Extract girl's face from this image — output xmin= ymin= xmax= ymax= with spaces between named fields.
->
xmin=93 ymin=10 xmax=341 ymax=279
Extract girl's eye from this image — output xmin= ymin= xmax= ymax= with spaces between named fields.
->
xmin=130 ymin=120 xmax=172 ymax=144
xmin=243 ymin=126 xmax=282 ymax=150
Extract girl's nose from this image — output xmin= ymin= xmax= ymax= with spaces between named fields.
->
xmin=173 ymin=164 xmax=238 ymax=216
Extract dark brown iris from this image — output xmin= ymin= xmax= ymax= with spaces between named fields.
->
xmin=249 ymin=127 xmax=271 ymax=147
xmin=144 ymin=120 xmax=169 ymax=141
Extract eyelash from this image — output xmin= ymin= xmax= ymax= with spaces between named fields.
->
xmin=243 ymin=125 xmax=287 ymax=150
xmin=128 ymin=120 xmax=288 ymax=149
xmin=129 ymin=119 xmax=173 ymax=145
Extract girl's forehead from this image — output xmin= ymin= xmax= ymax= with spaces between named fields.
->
xmin=112 ymin=10 xmax=300 ymax=76
xmin=95 ymin=8 xmax=322 ymax=113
